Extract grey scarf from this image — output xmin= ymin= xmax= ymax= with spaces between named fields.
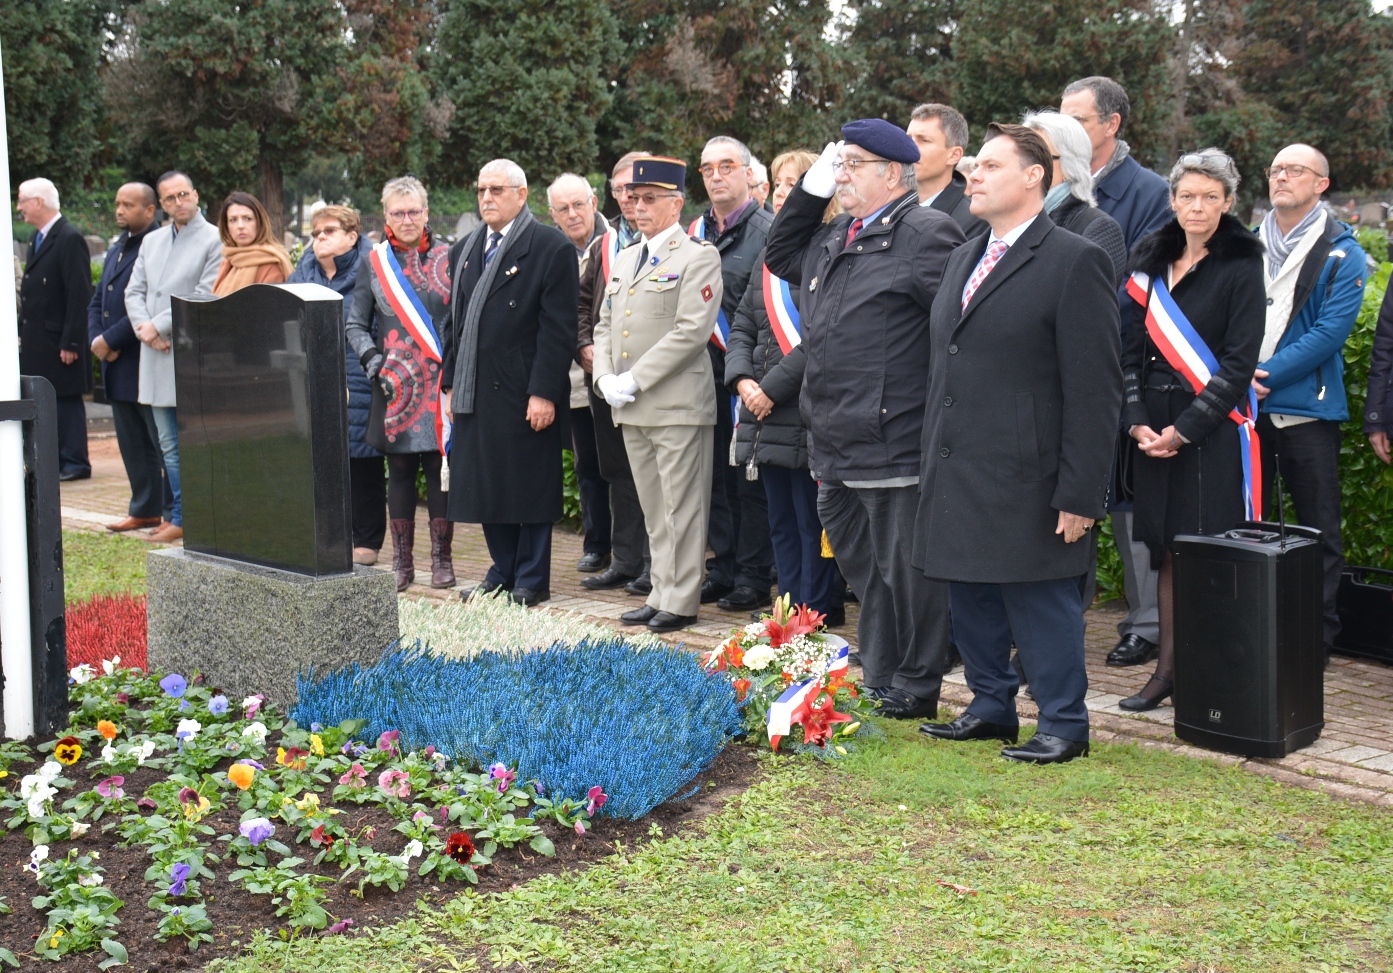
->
xmin=1094 ymin=139 xmax=1132 ymax=184
xmin=449 ymin=206 xmax=535 ymax=415
xmin=1260 ymin=204 xmax=1324 ymax=280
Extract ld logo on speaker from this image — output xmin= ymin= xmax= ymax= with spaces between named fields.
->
xmin=1208 ymin=709 xmax=1223 ymax=723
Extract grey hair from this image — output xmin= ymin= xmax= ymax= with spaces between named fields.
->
xmin=19 ymin=177 xmax=59 ymax=210
xmin=1021 ymin=110 xmax=1095 ymax=206
xmin=749 ymin=157 xmax=768 ymax=186
xmin=891 ymin=160 xmax=917 ymax=191
xmin=703 ymin=135 xmax=751 ymax=166
xmin=1062 ymin=76 xmax=1131 ymax=135
xmin=546 ymin=172 xmax=594 ymax=207
xmin=480 ymin=159 xmax=527 ymax=189
xmin=909 ymin=103 xmax=970 ymax=150
xmin=1168 ymin=148 xmax=1241 ymax=197
xmin=381 ymin=175 xmax=428 ymax=209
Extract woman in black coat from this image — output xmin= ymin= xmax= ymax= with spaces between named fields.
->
xmin=1364 ymin=283 xmax=1393 ymax=463
xmin=1120 ymin=149 xmax=1266 ymax=711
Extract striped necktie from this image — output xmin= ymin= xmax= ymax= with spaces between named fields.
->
xmin=483 ymin=231 xmax=502 ymax=265
xmin=961 ymin=240 xmax=1009 ymax=310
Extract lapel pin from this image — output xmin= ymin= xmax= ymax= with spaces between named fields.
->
xmin=881 ymin=216 xmax=890 ymax=224
xmin=505 ymin=265 xmax=518 ymax=276
xmin=810 ymin=276 xmax=818 ymax=291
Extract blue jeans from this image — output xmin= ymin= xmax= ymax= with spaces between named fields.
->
xmin=151 ymin=406 xmax=182 ymax=527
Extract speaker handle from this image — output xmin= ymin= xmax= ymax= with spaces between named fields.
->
xmin=1275 ymin=450 xmax=1287 ymax=551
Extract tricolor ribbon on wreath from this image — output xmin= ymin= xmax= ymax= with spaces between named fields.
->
xmin=687 ymin=217 xmax=729 ymax=350
xmin=761 ymin=263 xmax=801 ymax=354
xmin=766 ymin=637 xmax=849 ymax=748
xmin=369 ymin=239 xmax=453 ymax=460
xmin=1126 ymin=270 xmax=1261 ymax=520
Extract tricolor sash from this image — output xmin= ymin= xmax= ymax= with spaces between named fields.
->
xmin=766 ymin=637 xmax=849 ymax=744
xmin=598 ymin=227 xmax=620 ymax=281
xmin=370 ymin=240 xmax=451 ymax=457
xmin=688 ymin=216 xmax=729 ymax=350
xmin=1127 ymin=271 xmax=1261 ymax=519
xmin=762 ymin=264 xmax=801 ymax=354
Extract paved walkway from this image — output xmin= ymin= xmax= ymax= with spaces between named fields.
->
xmin=63 ymin=432 xmax=1393 ymax=806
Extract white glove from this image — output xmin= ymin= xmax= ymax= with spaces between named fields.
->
xmin=597 ymin=373 xmax=635 ymax=409
xmin=615 ymin=371 xmax=639 ymax=397
xmin=801 ymin=140 xmax=844 ymax=199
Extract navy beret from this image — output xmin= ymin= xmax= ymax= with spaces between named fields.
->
xmin=840 ymin=118 xmax=921 ymax=165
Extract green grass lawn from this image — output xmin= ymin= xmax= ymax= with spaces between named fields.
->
xmin=208 ymin=721 xmax=1393 ymax=973
xmin=62 ymin=528 xmax=148 ymax=604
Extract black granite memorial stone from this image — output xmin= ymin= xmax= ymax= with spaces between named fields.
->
xmin=173 ymin=284 xmax=351 ymax=576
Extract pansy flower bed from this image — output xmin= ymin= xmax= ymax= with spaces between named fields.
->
xmin=0 ymin=661 xmax=754 ymax=970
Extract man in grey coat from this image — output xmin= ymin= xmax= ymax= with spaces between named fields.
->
xmin=124 ymin=171 xmax=223 ymax=542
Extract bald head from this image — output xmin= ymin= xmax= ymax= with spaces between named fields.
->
xmin=1268 ymin=143 xmax=1331 ymax=227
xmin=115 ymin=182 xmax=157 ymax=234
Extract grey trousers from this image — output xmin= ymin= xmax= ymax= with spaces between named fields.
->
xmin=817 ymin=482 xmax=948 ymax=700
xmin=623 ymin=423 xmax=712 ymax=617
xmin=1113 ymin=509 xmax=1160 ymax=643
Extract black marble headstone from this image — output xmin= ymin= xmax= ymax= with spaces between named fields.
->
xmin=172 ymin=284 xmax=351 ymax=576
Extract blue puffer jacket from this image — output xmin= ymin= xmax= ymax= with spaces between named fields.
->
xmin=288 ymin=236 xmax=380 ymax=458
xmin=1259 ymin=219 xmax=1367 ymax=423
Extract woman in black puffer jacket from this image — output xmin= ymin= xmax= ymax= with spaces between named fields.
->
xmin=724 ymin=150 xmax=844 ymax=623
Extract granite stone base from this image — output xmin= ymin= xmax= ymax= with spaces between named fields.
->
xmin=146 ymin=548 xmax=398 ymax=708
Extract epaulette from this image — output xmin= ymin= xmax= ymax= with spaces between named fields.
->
xmin=687 ymin=236 xmax=713 ymax=247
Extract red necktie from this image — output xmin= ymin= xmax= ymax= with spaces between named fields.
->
xmin=845 ymin=218 xmax=864 ymax=248
xmin=961 ymin=240 xmax=1009 ymax=310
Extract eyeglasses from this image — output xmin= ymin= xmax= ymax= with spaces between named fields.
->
xmin=631 ymin=192 xmax=679 ymax=206
xmin=385 ymin=208 xmax=425 ymax=222
xmin=698 ymin=161 xmax=741 ymax=177
xmin=477 ymin=185 xmax=517 ymax=197
xmin=310 ymin=225 xmax=345 ymax=239
xmin=1264 ymin=163 xmax=1324 ymax=180
xmin=551 ymin=201 xmax=593 ymax=217
xmin=608 ymin=182 xmax=633 ymax=197
xmin=831 ymin=157 xmax=886 ymax=174
xmin=161 ymin=190 xmax=193 ymax=205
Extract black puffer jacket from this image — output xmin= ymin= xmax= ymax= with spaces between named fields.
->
xmin=724 ymin=251 xmax=809 ymax=470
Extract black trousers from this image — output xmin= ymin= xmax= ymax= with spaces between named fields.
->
xmin=707 ymin=390 xmax=775 ymax=590
xmin=56 ymin=394 xmax=90 ymax=477
xmin=587 ymin=386 xmax=648 ymax=575
xmin=482 ymin=523 xmax=552 ymax=592
xmin=1258 ymin=415 xmax=1343 ymax=646
xmin=110 ymin=399 xmax=170 ymax=519
xmin=349 ymin=455 xmax=387 ymax=550
xmin=762 ymin=465 xmax=842 ymax=614
xmin=386 ymin=451 xmax=446 ymax=520
xmin=570 ymin=406 xmax=611 ymax=557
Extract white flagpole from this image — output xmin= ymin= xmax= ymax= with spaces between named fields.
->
xmin=0 ymin=37 xmax=37 ymax=739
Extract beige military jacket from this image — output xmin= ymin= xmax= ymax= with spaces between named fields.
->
xmin=592 ymin=226 xmax=723 ymax=427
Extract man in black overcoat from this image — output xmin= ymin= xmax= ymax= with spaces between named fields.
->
xmin=914 ymin=124 xmax=1122 ymax=764
xmin=442 ymin=159 xmax=578 ymax=605
xmin=18 ymin=177 xmax=95 ymax=479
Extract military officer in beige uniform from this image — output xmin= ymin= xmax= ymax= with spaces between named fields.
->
xmin=593 ymin=157 xmax=724 ymax=633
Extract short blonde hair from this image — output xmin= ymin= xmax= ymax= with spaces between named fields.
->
xmin=311 ymin=204 xmax=361 ymax=236
xmin=770 ymin=149 xmax=840 ymax=223
xmin=381 ymin=176 xmax=428 ymax=209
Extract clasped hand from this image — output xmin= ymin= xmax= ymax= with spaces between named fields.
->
xmin=136 ymin=321 xmax=169 ymax=352
xmin=597 ymin=372 xmax=639 ymax=410
xmin=736 ymin=378 xmax=773 ymax=420
xmin=1132 ymin=423 xmax=1182 ymax=459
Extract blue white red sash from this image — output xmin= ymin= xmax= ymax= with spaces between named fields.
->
xmin=766 ymin=637 xmax=849 ymax=743
xmin=598 ymin=227 xmax=620 ymax=281
xmin=1127 ymin=271 xmax=1261 ymax=519
xmin=688 ymin=216 xmax=729 ymax=350
xmin=370 ymin=240 xmax=451 ymax=457
xmin=761 ymin=264 xmax=801 ymax=354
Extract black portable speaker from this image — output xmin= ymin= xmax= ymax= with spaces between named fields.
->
xmin=1335 ymin=566 xmax=1393 ymax=664
xmin=1171 ymin=521 xmax=1324 ymax=758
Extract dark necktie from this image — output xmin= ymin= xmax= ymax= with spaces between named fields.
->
xmin=844 ymin=218 xmax=863 ymax=248
xmin=31 ymin=230 xmax=44 ymax=256
xmin=483 ymin=230 xmax=502 ymax=265
xmin=633 ymin=244 xmax=649 ymax=280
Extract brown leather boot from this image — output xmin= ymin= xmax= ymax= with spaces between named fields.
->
xmin=429 ymin=518 xmax=456 ymax=588
xmin=390 ymin=518 xmax=415 ymax=591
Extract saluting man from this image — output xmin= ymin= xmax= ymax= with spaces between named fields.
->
xmin=592 ymin=157 xmax=724 ymax=633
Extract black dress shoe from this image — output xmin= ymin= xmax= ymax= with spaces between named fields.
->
xmin=1106 ymin=633 xmax=1159 ymax=667
xmin=58 ymin=469 xmax=91 ymax=482
xmin=919 ymin=713 xmax=1018 ymax=743
xmin=647 ymin=611 xmax=698 ymax=633
xmin=620 ymin=605 xmax=659 ymax=625
xmin=461 ymin=583 xmax=506 ymax=601
xmin=1118 ymin=674 xmax=1173 ymax=711
xmin=847 ymin=650 xmax=862 ymax=667
xmin=576 ymin=552 xmax=610 ymax=573
xmin=700 ymin=579 xmax=734 ymax=604
xmin=717 ymin=585 xmax=770 ymax=612
xmin=876 ymin=688 xmax=939 ymax=720
xmin=509 ymin=587 xmax=550 ymax=607
xmin=582 ymin=566 xmax=638 ymax=590
xmin=822 ymin=607 xmax=846 ymax=628
xmin=624 ymin=571 xmax=652 ymax=596
xmin=861 ymin=684 xmax=890 ymax=701
xmin=1001 ymin=733 xmax=1089 ymax=764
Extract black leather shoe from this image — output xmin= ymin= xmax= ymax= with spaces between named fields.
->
xmin=847 ymin=650 xmax=862 ymax=667
xmin=1106 ymin=633 xmax=1159 ymax=667
xmin=620 ymin=605 xmax=659 ymax=625
xmin=700 ymin=579 xmax=734 ymax=604
xmin=823 ymin=607 xmax=846 ymax=628
xmin=876 ymin=688 xmax=939 ymax=720
xmin=647 ymin=611 xmax=698 ymax=633
xmin=59 ymin=468 xmax=91 ymax=482
xmin=582 ymin=566 xmax=638 ymax=590
xmin=919 ymin=713 xmax=1018 ymax=743
xmin=1118 ymin=675 xmax=1173 ymax=711
xmin=509 ymin=587 xmax=550 ymax=607
xmin=1001 ymin=733 xmax=1089 ymax=764
xmin=461 ymin=583 xmax=505 ymax=601
xmin=624 ymin=571 xmax=652 ymax=596
xmin=717 ymin=585 xmax=770 ymax=612
xmin=576 ymin=552 xmax=610 ymax=573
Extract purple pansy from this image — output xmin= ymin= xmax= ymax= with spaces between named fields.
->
xmin=168 ymin=862 xmax=190 ymax=896
xmin=488 ymin=762 xmax=516 ymax=793
xmin=159 ymin=673 xmax=187 ymax=697
xmin=95 ymin=776 xmax=125 ymax=800
xmin=208 ymin=695 xmax=229 ymax=716
xmin=239 ymin=817 xmax=274 ymax=846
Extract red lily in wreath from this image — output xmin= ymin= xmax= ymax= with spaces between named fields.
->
xmin=764 ymin=595 xmax=825 ymax=648
xmin=800 ymin=691 xmax=853 ymax=748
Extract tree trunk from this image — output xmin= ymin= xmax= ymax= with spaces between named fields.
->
xmin=258 ymin=152 xmax=287 ymax=243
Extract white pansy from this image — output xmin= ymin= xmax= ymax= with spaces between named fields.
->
xmin=176 ymin=718 xmax=202 ymax=740
xmin=402 ymin=839 xmax=423 ymax=861
xmin=743 ymin=645 xmax=777 ymax=671
xmin=27 ymin=845 xmax=48 ymax=876
xmin=69 ymin=821 xmax=90 ymax=838
xmin=37 ymin=761 xmax=62 ymax=783
xmin=101 ymin=743 xmax=117 ymax=763
xmin=101 ymin=656 xmax=120 ymax=675
xmin=136 ymin=740 xmax=157 ymax=764
xmin=27 ymin=790 xmax=53 ymax=820
xmin=242 ymin=722 xmax=268 ymax=744
xmin=78 ymin=872 xmax=103 ymax=887
xmin=69 ymin=664 xmax=94 ymax=685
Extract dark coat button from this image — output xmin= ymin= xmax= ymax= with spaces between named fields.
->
xmin=943 ymin=396 xmax=953 ymax=406
xmin=948 ymin=344 xmax=958 ymax=355
xmin=940 ymin=447 xmax=950 ymax=457
xmin=493 ymin=381 xmax=500 ymax=389
xmin=1266 ymin=297 xmax=1274 ymax=306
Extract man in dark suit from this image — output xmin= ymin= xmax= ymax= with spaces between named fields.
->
xmin=88 ymin=183 xmax=169 ymax=531
xmin=915 ymin=123 xmax=1122 ymax=764
xmin=907 ymin=103 xmax=987 ymax=238
xmin=18 ymin=177 xmax=95 ymax=479
xmin=442 ymin=159 xmax=578 ymax=606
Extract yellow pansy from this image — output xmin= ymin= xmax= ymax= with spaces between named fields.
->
xmin=310 ymin=734 xmax=324 ymax=757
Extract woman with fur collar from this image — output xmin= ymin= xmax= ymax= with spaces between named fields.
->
xmin=1119 ymin=148 xmax=1266 ymax=712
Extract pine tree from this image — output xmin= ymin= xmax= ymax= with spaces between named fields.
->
xmin=841 ymin=0 xmax=960 ymax=125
